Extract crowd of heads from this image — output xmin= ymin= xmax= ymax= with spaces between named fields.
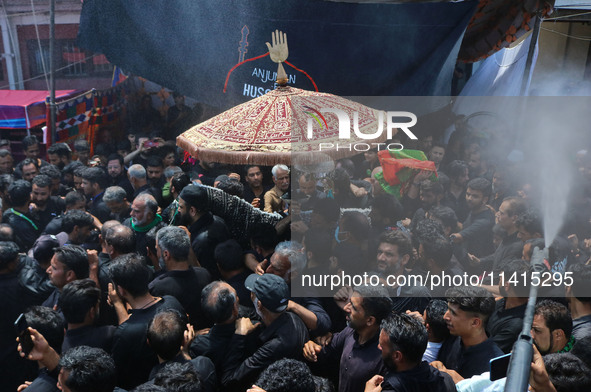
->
xmin=2 ymin=116 xmax=591 ymax=392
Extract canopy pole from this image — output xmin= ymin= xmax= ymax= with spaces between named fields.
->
xmin=520 ymin=11 xmax=543 ymax=96
xmin=49 ymin=0 xmax=56 ymax=144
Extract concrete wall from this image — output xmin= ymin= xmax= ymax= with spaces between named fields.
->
xmin=530 ymin=21 xmax=591 ymax=94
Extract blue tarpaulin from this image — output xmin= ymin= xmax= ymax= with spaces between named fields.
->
xmin=78 ymin=0 xmax=478 ymax=110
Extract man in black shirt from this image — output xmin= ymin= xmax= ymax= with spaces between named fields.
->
xmin=242 ymin=165 xmax=270 ymax=210
xmin=294 ymin=172 xmax=326 ymax=212
xmin=20 ymin=135 xmax=49 ymax=173
xmin=369 ymin=230 xmax=431 ymax=313
xmin=146 ymin=309 xmax=217 ymax=392
xmin=128 ymin=164 xmax=162 ymax=203
xmin=0 ymin=241 xmax=35 ymax=392
xmin=567 ymin=263 xmax=591 ymax=340
xmin=266 ymin=241 xmax=332 ymax=336
xmin=97 ymin=224 xmax=135 ymax=327
xmin=0 ymin=149 xmax=14 ymax=175
xmin=2 ymin=180 xmax=39 ymax=252
xmin=46 ymin=143 xmax=71 ymax=171
xmin=531 ymin=300 xmax=574 ymax=355
xmin=108 ymin=254 xmax=186 ymax=390
xmin=450 ymin=177 xmax=495 ymax=259
xmin=441 ymin=160 xmax=470 ymax=223
xmin=18 ymin=306 xmax=65 ymax=392
xmin=42 ymin=245 xmax=91 ymax=310
xmin=191 ymin=281 xmax=243 ymax=370
xmin=222 ymin=273 xmax=309 ymax=390
xmin=60 ymin=210 xmax=95 ymax=246
xmin=30 ymin=175 xmax=65 ymax=232
xmin=103 ymin=186 xmax=131 ymax=223
xmin=366 ymin=313 xmax=455 ymax=392
xmin=123 ymin=193 xmax=163 ymax=258
xmin=486 ymin=259 xmax=528 ymax=353
xmin=59 ymin=279 xmax=115 ymax=354
xmin=150 ymin=226 xmax=211 ymax=328
xmin=146 ymin=156 xmax=166 ymax=189
xmin=166 ymin=92 xmax=197 ymax=139
xmin=303 ymin=285 xmax=392 ymax=392
xmin=177 ymin=185 xmax=230 ymax=277
xmin=40 ymin=165 xmax=70 ymax=197
xmin=44 ymin=191 xmax=87 ymax=235
xmin=81 ymin=167 xmax=112 ymax=224
xmin=468 ymin=196 xmax=527 ymax=275
xmin=215 ymin=239 xmax=252 ymax=308
xmin=433 ymin=286 xmax=503 ymax=379
xmin=20 ymin=235 xmax=58 ymax=307
xmin=106 ymin=154 xmax=134 ymax=200
xmin=58 ymin=346 xmax=116 ymax=392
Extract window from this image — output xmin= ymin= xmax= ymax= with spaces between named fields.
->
xmin=27 ymin=39 xmax=113 ymax=78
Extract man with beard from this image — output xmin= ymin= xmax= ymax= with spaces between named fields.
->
xmin=450 ymin=177 xmax=495 ymax=260
xmin=30 ymin=174 xmax=65 ymax=232
xmin=405 ymin=180 xmax=444 ymax=228
xmin=489 ymin=166 xmax=514 ymax=211
xmin=124 ymin=193 xmax=162 ymax=258
xmin=74 ymin=139 xmax=91 ymax=166
xmin=264 ymin=241 xmax=331 ymax=336
xmin=149 ymin=226 xmax=211 ymax=328
xmin=467 ymin=196 xmax=527 ymax=276
xmin=0 ymin=149 xmax=14 ymax=175
xmin=42 ymin=245 xmax=91 ymax=310
xmin=19 ymin=158 xmax=40 ymax=182
xmin=441 ymin=160 xmax=470 ymax=223
xmin=303 ymin=285 xmax=392 ymax=392
xmin=44 ymin=191 xmax=87 ymax=235
xmin=106 ymin=154 xmax=134 ymax=200
xmin=242 ymin=165 xmax=270 ymax=210
xmin=40 ymin=165 xmax=70 ymax=197
xmin=413 ymin=221 xmax=460 ymax=299
xmin=81 ymin=167 xmax=112 ymax=224
xmin=177 ymin=184 xmax=229 ymax=278
xmin=428 ymin=143 xmax=446 ymax=172
xmin=567 ymin=263 xmax=591 ymax=340
xmin=60 ymin=210 xmax=95 ymax=246
xmin=108 ymin=254 xmax=186 ymax=390
xmin=531 ymin=300 xmax=574 ymax=355
xmin=46 ymin=143 xmax=71 ymax=170
xmin=21 ymin=135 xmax=48 ymax=169
xmin=2 ymin=180 xmax=39 ymax=251
xmin=486 ymin=259 xmax=529 ymax=353
xmin=146 ymin=156 xmax=166 ymax=189
xmin=59 ymin=278 xmax=115 ymax=353
xmin=192 ymin=159 xmax=226 ymax=187
xmin=365 ymin=313 xmax=455 ymax=392
xmin=128 ymin=164 xmax=161 ymax=204
xmin=103 ymin=186 xmax=131 ymax=223
xmin=372 ymin=230 xmax=430 ymax=313
xmin=264 ymin=164 xmax=290 ymax=214
xmin=294 ymin=172 xmax=325 ymax=212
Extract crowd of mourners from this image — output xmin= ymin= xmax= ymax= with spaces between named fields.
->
xmin=3 ymin=101 xmax=591 ymax=392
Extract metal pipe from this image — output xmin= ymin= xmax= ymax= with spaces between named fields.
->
xmin=0 ymin=11 xmax=16 ymax=89
xmin=49 ymin=0 xmax=56 ymax=144
xmin=504 ymin=247 xmax=548 ymax=391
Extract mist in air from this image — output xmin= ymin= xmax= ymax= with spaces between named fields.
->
xmin=519 ymin=97 xmax=587 ymax=247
